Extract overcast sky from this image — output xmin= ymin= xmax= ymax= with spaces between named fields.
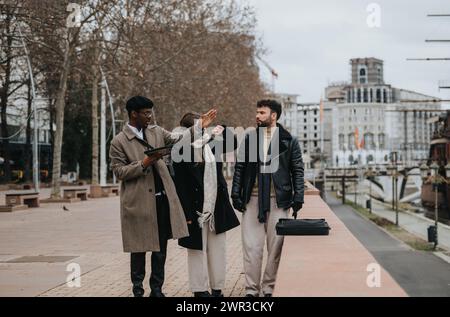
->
xmin=243 ymin=0 xmax=450 ymax=107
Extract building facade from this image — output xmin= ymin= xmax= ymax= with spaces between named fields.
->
xmin=278 ymin=94 xmax=332 ymax=168
xmin=326 ymin=58 xmax=440 ymax=167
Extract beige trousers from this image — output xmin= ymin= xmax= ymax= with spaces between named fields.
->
xmin=187 ymin=225 xmax=226 ymax=292
xmin=242 ymin=196 xmax=288 ymax=296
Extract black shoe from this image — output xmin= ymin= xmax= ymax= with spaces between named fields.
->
xmin=211 ymin=289 xmax=224 ymax=297
xmin=150 ymin=290 xmax=166 ymax=297
xmin=245 ymin=294 xmax=258 ymax=297
xmin=132 ymin=284 xmax=144 ymax=297
xmin=264 ymin=294 xmax=273 ymax=297
xmin=194 ymin=291 xmax=211 ymax=297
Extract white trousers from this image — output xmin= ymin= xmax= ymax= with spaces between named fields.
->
xmin=242 ymin=196 xmax=288 ymax=296
xmin=187 ymin=225 xmax=226 ymax=292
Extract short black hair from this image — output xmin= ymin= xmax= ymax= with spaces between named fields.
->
xmin=126 ymin=96 xmax=154 ymax=117
xmin=257 ymin=99 xmax=282 ymax=120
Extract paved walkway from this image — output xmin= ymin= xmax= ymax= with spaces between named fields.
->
xmin=328 ymin=195 xmax=450 ymax=297
xmin=274 ymin=194 xmax=407 ymax=297
xmin=1 ymin=185 xmax=444 ymax=297
xmin=0 ymin=194 xmax=245 ymax=297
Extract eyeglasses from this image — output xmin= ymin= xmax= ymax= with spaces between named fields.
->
xmin=138 ymin=111 xmax=153 ymax=118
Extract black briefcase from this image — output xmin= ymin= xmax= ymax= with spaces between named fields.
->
xmin=276 ymin=218 xmax=331 ymax=236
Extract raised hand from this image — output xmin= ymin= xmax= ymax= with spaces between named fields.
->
xmin=199 ymin=108 xmax=218 ymax=128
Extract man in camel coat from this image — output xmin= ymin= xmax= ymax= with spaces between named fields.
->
xmin=110 ymin=96 xmax=217 ymax=297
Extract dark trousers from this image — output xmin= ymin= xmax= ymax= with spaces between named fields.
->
xmin=130 ymin=194 xmax=172 ymax=296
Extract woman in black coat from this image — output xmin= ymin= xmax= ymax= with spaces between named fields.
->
xmin=173 ymin=112 xmax=240 ymax=298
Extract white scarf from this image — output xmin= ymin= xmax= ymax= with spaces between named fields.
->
xmin=192 ymin=133 xmax=217 ymax=232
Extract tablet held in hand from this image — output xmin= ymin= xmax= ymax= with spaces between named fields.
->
xmin=144 ymin=146 xmax=173 ymax=158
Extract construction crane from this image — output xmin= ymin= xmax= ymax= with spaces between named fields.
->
xmin=256 ymin=56 xmax=279 ymax=93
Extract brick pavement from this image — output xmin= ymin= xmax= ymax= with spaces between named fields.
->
xmin=0 ymin=192 xmax=246 ymax=297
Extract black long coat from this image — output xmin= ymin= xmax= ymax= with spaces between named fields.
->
xmin=173 ymin=128 xmax=240 ymax=250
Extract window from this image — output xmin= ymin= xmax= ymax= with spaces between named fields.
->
xmin=348 ymin=155 xmax=355 ymax=165
xmin=314 ymin=110 xmax=317 ymax=115
xmin=358 ymin=66 xmax=368 ymax=84
xmin=348 ymin=133 xmax=355 ymax=150
xmin=357 ymin=89 xmax=361 ymax=103
xmin=314 ymin=141 xmax=318 ymax=147
xmin=376 ymin=89 xmax=381 ymax=103
xmin=378 ymin=133 xmax=385 ymax=149
xmin=339 ymin=134 xmax=345 ymax=150
xmin=364 ymin=133 xmax=375 ymax=150
xmin=304 ymin=134 xmax=307 ymax=138
xmin=304 ymin=111 xmax=307 ymax=116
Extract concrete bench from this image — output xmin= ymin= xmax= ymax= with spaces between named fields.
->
xmin=101 ymin=185 xmax=119 ymax=197
xmin=63 ymin=188 xmax=88 ymax=201
xmin=3 ymin=191 xmax=40 ymax=210
xmin=0 ymin=204 xmax=29 ymax=212
xmin=89 ymin=184 xmax=119 ymax=198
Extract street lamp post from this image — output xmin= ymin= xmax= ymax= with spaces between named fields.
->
xmin=419 ymin=162 xmax=450 ymax=250
xmin=394 ymin=165 xmax=399 ymax=226
xmin=387 ymin=164 xmax=393 ymax=208
xmin=430 ymin=162 xmax=440 ymax=250
xmin=352 ymin=167 xmax=358 ymax=205
xmin=341 ymin=168 xmax=346 ymax=205
xmin=18 ymin=25 xmax=39 ymax=192
xmin=387 ymin=162 xmax=399 ymax=226
xmin=365 ymin=166 xmax=375 ymax=214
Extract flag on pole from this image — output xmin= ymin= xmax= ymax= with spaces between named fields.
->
xmin=354 ymin=127 xmax=360 ymax=149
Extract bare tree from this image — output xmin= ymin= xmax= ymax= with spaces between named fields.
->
xmin=3 ymin=0 xmax=266 ymax=187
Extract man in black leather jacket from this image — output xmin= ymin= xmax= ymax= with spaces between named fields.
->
xmin=231 ymin=99 xmax=304 ymax=297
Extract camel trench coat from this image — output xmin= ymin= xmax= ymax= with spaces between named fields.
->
xmin=110 ymin=124 xmax=193 ymax=252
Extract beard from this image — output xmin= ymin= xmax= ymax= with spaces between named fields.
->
xmin=257 ymin=118 xmax=272 ymax=127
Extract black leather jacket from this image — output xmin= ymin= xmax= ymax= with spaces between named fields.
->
xmin=231 ymin=124 xmax=304 ymax=210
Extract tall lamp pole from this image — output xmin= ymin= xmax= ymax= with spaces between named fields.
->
xmin=18 ymin=25 xmax=39 ymax=192
xmin=99 ymin=67 xmax=116 ymax=185
xmin=365 ymin=165 xmax=376 ymax=214
xmin=420 ymin=162 xmax=450 ymax=250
